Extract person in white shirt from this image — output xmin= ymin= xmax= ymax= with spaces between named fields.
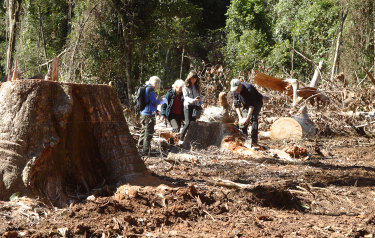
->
xmin=178 ymin=71 xmax=205 ymax=145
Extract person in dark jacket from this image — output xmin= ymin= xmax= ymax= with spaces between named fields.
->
xmin=230 ymin=78 xmax=263 ymax=146
xmin=161 ymin=79 xmax=185 ymax=133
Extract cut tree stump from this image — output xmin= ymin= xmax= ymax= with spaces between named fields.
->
xmin=270 ymin=107 xmax=316 ymax=140
xmin=182 ymin=121 xmax=263 ymax=158
xmin=0 ymin=80 xmax=146 ymax=206
xmin=182 ymin=121 xmax=239 ymax=149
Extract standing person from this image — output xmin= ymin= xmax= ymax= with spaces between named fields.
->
xmin=161 ymin=79 xmax=185 ymax=133
xmin=138 ymin=76 xmax=166 ymax=154
xmin=178 ymin=71 xmax=204 ymax=145
xmin=230 ymin=78 xmax=263 ymax=147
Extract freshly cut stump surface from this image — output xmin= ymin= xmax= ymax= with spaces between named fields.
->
xmin=0 ymin=80 xmax=145 ymax=206
xmin=270 ymin=115 xmax=316 ymax=140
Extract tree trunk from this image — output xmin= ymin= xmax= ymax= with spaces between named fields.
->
xmin=6 ymin=0 xmax=22 ymax=75
xmin=67 ymin=0 xmax=73 ymax=34
xmin=164 ymin=46 xmax=170 ymax=85
xmin=119 ymin=12 xmax=133 ymax=100
xmin=38 ymin=6 xmax=48 ymax=63
xmin=309 ymin=60 xmax=324 ymax=88
xmin=0 ymin=80 xmax=146 ymax=206
xmin=330 ymin=10 xmax=347 ymax=81
xmin=180 ymin=45 xmax=185 ymax=79
xmin=68 ymin=3 xmax=98 ymax=81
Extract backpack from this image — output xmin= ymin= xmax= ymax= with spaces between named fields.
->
xmin=135 ymin=85 xmax=153 ymax=111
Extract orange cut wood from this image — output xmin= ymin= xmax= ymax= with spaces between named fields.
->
xmin=270 ymin=116 xmax=316 ymax=140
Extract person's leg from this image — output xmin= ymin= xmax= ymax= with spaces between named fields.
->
xmin=179 ymin=107 xmax=193 ymax=141
xmin=169 ymin=114 xmax=180 ymax=133
xmin=176 ymin=114 xmax=184 ymax=132
xmin=138 ymin=115 xmax=147 ymax=147
xmin=143 ymin=115 xmax=156 ymax=153
xmin=250 ymin=103 xmax=262 ymax=144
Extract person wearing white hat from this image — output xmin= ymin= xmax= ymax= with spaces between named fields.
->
xmin=230 ymin=78 xmax=263 ymax=146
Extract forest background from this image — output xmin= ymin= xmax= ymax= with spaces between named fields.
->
xmin=1 ymin=0 xmax=374 ymax=103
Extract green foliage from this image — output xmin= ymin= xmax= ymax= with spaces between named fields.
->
xmin=340 ymin=0 xmax=374 ymax=83
xmin=225 ymin=0 xmax=273 ymax=75
xmin=225 ymin=0 xmax=339 ymax=81
xmin=269 ymin=0 xmax=338 ymax=78
xmin=2 ymin=0 xmax=375 ymax=99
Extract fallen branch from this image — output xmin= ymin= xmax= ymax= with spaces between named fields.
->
xmin=211 ymin=178 xmax=254 ymax=189
xmin=165 ymin=153 xmax=199 ymax=164
xmin=362 ymin=66 xmax=375 ymax=86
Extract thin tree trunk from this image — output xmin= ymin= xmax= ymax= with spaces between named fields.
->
xmin=38 ymin=6 xmax=48 ymax=62
xmin=330 ymin=10 xmax=347 ymax=81
xmin=68 ymin=4 xmax=98 ymax=81
xmin=309 ymin=60 xmax=324 ymax=88
xmin=120 ymin=16 xmax=133 ymax=99
xmin=291 ymin=38 xmax=295 ymax=72
xmin=164 ymin=46 xmax=170 ymax=83
xmin=67 ymin=0 xmax=73 ymax=33
xmin=6 ymin=0 xmax=22 ymax=75
xmin=180 ymin=45 xmax=185 ymax=79
xmin=111 ymin=0 xmax=135 ymax=100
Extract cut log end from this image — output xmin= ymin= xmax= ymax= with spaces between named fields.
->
xmin=270 ymin=116 xmax=316 ymax=140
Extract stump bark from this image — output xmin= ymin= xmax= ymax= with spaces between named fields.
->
xmin=0 ymin=80 xmax=145 ymax=206
xmin=182 ymin=121 xmax=242 ymax=149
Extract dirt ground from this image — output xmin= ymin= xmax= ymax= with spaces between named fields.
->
xmin=1 ymin=123 xmax=375 ymax=237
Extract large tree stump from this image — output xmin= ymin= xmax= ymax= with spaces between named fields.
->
xmin=270 ymin=107 xmax=316 ymax=140
xmin=0 ymin=80 xmax=146 ymax=206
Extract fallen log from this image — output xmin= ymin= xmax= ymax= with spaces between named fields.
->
xmin=165 ymin=153 xmax=199 ymax=164
xmin=0 ymin=80 xmax=146 ymax=206
xmin=270 ymin=106 xmax=316 ymax=140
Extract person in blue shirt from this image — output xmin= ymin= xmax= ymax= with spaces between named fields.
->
xmin=138 ymin=76 xmax=166 ymax=154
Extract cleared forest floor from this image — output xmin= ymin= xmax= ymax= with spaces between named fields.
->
xmin=1 ymin=128 xmax=375 ymax=237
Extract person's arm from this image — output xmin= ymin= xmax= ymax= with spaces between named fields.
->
xmin=182 ymin=87 xmax=195 ymax=104
xmin=148 ymin=90 xmax=161 ymax=106
xmin=161 ymin=90 xmax=171 ymax=116
xmin=244 ymin=106 xmax=254 ymax=124
xmin=235 ymin=107 xmax=242 ymax=119
xmin=232 ymin=92 xmax=242 ymax=120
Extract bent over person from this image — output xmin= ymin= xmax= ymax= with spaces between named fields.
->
xmin=230 ymin=78 xmax=263 ymax=147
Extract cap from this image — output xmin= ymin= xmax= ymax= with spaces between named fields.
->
xmin=230 ymin=78 xmax=241 ymax=92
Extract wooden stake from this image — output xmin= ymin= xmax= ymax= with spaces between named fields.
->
xmin=11 ymin=60 xmax=18 ymax=81
xmin=51 ymin=57 xmax=59 ymax=82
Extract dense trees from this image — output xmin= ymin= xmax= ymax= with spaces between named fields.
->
xmin=225 ymin=0 xmax=374 ymax=84
xmin=1 ymin=0 xmax=375 ymax=101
